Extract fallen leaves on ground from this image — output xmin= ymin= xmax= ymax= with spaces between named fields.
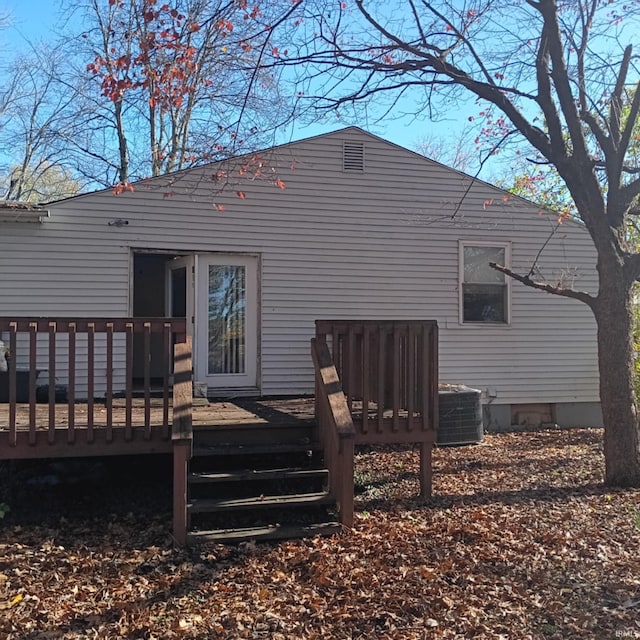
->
xmin=1 ymin=429 xmax=639 ymax=639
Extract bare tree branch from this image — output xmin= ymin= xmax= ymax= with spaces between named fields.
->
xmin=490 ymin=262 xmax=596 ymax=307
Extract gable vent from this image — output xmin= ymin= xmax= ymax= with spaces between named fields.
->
xmin=342 ymin=141 xmax=365 ymax=172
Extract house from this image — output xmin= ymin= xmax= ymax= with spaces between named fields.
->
xmin=0 ymin=127 xmax=602 ymax=543
xmin=0 ymin=127 xmax=601 ymax=430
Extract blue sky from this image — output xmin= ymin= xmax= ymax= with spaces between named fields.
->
xmin=0 ymin=0 xmax=476 ymax=157
xmin=2 ymin=0 xmax=56 ymax=46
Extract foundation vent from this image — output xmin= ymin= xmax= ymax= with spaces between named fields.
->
xmin=342 ymin=141 xmax=365 ymax=172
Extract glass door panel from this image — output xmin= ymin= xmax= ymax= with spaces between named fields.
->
xmin=197 ymin=255 xmax=257 ymax=389
xmin=207 ymin=264 xmax=246 ymax=375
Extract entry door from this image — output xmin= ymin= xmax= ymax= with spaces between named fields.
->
xmin=196 ymin=255 xmax=258 ymax=389
xmin=166 ymin=255 xmax=196 ymax=337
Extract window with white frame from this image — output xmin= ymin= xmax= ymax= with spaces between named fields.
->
xmin=460 ymin=243 xmax=510 ymax=323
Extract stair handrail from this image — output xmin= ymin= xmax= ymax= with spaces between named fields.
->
xmin=311 ymin=336 xmax=355 ymax=528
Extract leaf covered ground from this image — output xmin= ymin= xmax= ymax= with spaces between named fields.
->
xmin=1 ymin=429 xmax=639 ymax=639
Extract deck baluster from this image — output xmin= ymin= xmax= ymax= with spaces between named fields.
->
xmin=392 ymin=325 xmax=401 ymax=432
xmin=106 ymin=323 xmax=114 ymax=442
xmin=377 ymin=326 xmax=385 ymax=433
xmin=362 ymin=325 xmax=370 ymax=434
xmin=68 ymin=322 xmax=76 ymax=444
xmin=47 ymin=322 xmax=56 ymax=444
xmin=125 ymin=322 xmax=134 ymax=440
xmin=87 ymin=323 xmax=95 ymax=442
xmin=9 ymin=322 xmax=17 ymax=446
xmin=143 ymin=322 xmax=152 ymax=438
xmin=407 ymin=324 xmax=415 ymax=432
xmin=162 ymin=323 xmax=171 ymax=439
xmin=28 ymin=323 xmax=37 ymax=445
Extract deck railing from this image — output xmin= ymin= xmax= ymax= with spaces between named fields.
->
xmin=0 ymin=317 xmax=189 ymax=457
xmin=314 ymin=320 xmax=438 ymax=508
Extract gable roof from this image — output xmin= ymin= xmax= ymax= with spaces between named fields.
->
xmin=44 ymin=126 xmax=469 ymax=205
xmin=44 ymin=126 xmax=571 ymax=224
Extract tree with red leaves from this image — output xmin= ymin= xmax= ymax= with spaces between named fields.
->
xmin=78 ymin=0 xmax=296 ymax=187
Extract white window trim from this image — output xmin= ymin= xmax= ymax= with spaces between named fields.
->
xmin=458 ymin=240 xmax=512 ymax=326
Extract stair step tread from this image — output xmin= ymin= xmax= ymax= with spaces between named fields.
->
xmin=193 ymin=421 xmax=316 ymax=432
xmin=188 ymin=491 xmax=332 ymax=513
xmin=189 ymin=468 xmax=329 ymax=483
xmin=187 ymin=522 xmax=342 ymax=544
xmin=193 ymin=442 xmax=320 ymax=457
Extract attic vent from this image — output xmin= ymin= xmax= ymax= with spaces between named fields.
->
xmin=342 ymin=141 xmax=365 ymax=172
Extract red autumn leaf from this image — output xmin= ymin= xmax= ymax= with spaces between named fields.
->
xmin=112 ymin=181 xmax=135 ymax=195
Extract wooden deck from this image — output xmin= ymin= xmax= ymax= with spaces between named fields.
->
xmin=1 ymin=316 xmax=439 ymax=543
xmin=0 ymin=397 xmax=317 ymax=459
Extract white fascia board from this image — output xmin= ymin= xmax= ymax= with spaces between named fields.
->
xmin=0 ymin=208 xmax=50 ymax=223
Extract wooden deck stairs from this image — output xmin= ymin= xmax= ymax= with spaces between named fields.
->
xmin=186 ymin=422 xmax=341 ymax=544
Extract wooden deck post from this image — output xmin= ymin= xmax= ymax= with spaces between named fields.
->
xmin=338 ymin=437 xmax=355 ymax=528
xmin=172 ymin=337 xmax=193 ymax=441
xmin=173 ymin=441 xmax=190 ymax=546
xmin=172 ymin=336 xmax=193 ymax=546
xmin=419 ymin=441 xmax=433 ymax=497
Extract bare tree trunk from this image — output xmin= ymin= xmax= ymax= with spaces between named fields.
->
xmin=150 ymin=100 xmax=159 ymax=177
xmin=114 ymin=99 xmax=128 ymax=184
xmin=594 ymin=262 xmax=640 ymax=486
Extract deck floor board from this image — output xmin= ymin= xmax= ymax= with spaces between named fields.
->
xmin=0 ymin=397 xmax=317 ymax=460
xmin=0 ymin=396 xmax=316 ymax=432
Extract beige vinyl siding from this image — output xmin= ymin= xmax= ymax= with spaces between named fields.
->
xmin=0 ymin=128 xmax=599 ymax=404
